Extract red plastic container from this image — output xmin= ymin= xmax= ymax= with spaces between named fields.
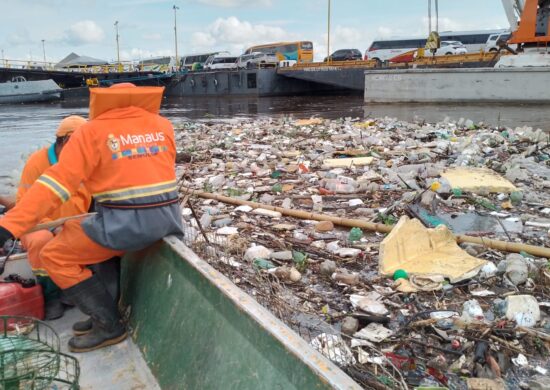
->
xmin=0 ymin=283 xmax=44 ymax=320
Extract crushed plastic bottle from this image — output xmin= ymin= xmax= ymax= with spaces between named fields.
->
xmin=271 ymin=183 xmax=283 ymax=193
xmin=270 ymin=170 xmax=282 ymax=179
xmin=348 ymin=227 xmax=363 ymax=242
xmin=475 ymin=198 xmax=498 ymax=211
xmin=320 ymin=176 xmax=357 ymax=194
xmin=461 ymin=299 xmax=484 ymax=323
xmin=510 ymin=191 xmax=524 ymax=205
xmin=253 ymin=258 xmax=276 ymax=270
xmin=451 ymin=188 xmax=463 ymax=197
xmin=504 ymin=254 xmax=528 ymax=286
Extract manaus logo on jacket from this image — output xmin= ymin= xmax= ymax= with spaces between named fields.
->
xmin=107 ymin=134 xmax=121 ymax=152
xmin=107 ymin=132 xmax=166 ymax=153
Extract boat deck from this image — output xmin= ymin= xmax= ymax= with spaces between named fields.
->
xmin=47 ymin=308 xmax=159 ymax=389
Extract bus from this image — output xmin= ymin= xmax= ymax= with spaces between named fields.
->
xmin=243 ymin=41 xmax=314 ymax=63
xmin=137 ymin=56 xmax=176 ymax=72
xmin=180 ymin=52 xmax=226 ymax=70
xmin=365 ymin=29 xmax=509 ymax=62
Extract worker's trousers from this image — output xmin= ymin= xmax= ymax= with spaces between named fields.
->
xmin=21 ymin=230 xmax=54 ymax=273
xmin=21 ymin=230 xmax=59 ymax=302
xmin=39 ymin=219 xmax=123 ymax=289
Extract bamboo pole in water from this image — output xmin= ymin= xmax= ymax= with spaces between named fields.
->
xmin=181 ymin=187 xmax=550 ymax=259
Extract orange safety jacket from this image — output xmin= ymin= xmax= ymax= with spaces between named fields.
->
xmin=16 ymin=146 xmax=91 ymax=221
xmin=1 ymin=86 xmax=183 ymax=250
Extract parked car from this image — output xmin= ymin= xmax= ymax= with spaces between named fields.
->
xmin=485 ymin=32 xmax=515 ymax=52
xmin=435 ymin=41 xmax=468 ymax=55
xmin=204 ymin=55 xmax=238 ymax=70
xmin=324 ymin=49 xmax=362 ymax=62
xmin=236 ymin=52 xmax=279 ymax=69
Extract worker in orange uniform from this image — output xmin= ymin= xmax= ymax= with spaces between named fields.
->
xmin=16 ymin=116 xmax=91 ymax=320
xmin=0 ymin=84 xmax=183 ymax=352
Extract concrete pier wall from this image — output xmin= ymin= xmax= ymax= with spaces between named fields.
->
xmin=364 ymin=67 xmax=550 ymax=103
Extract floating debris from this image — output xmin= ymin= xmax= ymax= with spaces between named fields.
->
xmin=173 ymin=116 xmax=550 ymax=389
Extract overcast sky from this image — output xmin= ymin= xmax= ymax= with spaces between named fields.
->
xmin=0 ymin=0 xmax=510 ymax=63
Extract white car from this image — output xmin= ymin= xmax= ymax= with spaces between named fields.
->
xmin=434 ymin=41 xmax=468 ymax=56
xmin=204 ymin=55 xmax=238 ymax=70
xmin=236 ymin=52 xmax=279 ymax=69
xmin=485 ymin=32 xmax=516 ymax=52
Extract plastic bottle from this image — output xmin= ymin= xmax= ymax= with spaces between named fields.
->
xmin=476 ymin=198 xmax=497 ymax=211
xmin=461 ymin=299 xmax=484 ymax=323
xmin=270 ymin=170 xmax=282 ymax=179
xmin=348 ymin=227 xmax=363 ymax=242
xmin=452 ymin=188 xmax=463 ymax=197
xmin=510 ymin=191 xmax=523 ymax=205
xmin=199 ymin=212 xmax=212 ymax=228
xmin=321 ymin=179 xmax=357 ymax=194
xmin=393 ymin=269 xmax=408 ymax=280
xmin=271 ymin=183 xmax=283 ymax=193
xmin=504 ymin=254 xmax=528 ymax=286
xmin=253 ymin=258 xmax=276 ymax=270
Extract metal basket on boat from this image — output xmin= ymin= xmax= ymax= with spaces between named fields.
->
xmin=0 ymin=315 xmax=79 ymax=389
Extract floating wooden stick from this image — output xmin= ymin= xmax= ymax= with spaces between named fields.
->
xmin=181 ymin=187 xmax=550 ymax=259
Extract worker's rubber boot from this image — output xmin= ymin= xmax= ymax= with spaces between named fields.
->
xmin=63 ymin=275 xmax=127 ymax=353
xmin=44 ymin=298 xmax=65 ymax=320
xmin=72 ymin=257 xmax=121 ymax=336
xmin=36 ymin=274 xmax=65 ymax=320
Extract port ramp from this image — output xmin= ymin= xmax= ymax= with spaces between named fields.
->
xmin=278 ymin=64 xmax=368 ymax=91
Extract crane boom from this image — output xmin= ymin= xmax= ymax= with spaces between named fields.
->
xmin=501 ymin=0 xmax=524 ymax=29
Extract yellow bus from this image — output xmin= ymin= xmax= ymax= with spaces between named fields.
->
xmin=244 ymin=41 xmax=314 ymax=63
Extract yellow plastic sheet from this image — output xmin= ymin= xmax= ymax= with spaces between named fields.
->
xmin=441 ymin=167 xmax=517 ymax=194
xmin=379 ymin=217 xmax=487 ymax=283
xmin=295 ymin=118 xmax=323 ymax=126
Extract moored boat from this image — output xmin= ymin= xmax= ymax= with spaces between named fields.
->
xmin=121 ymin=237 xmax=361 ymax=389
xmin=0 ymin=77 xmax=62 ymax=104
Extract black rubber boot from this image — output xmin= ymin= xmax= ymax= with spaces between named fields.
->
xmin=63 ymin=275 xmax=127 ymax=353
xmin=73 ymin=257 xmax=120 ymax=336
xmin=45 ymin=298 xmax=65 ymax=320
xmin=59 ymin=291 xmax=75 ymax=307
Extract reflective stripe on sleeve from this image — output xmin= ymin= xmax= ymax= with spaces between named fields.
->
xmin=36 ymin=175 xmax=70 ymax=202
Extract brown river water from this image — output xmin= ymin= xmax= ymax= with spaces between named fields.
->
xmin=1 ymin=95 xmax=549 ymax=191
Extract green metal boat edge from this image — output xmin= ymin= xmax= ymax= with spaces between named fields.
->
xmin=121 ymin=236 xmax=361 ymax=390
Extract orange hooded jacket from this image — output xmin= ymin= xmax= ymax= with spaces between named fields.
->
xmin=1 ymin=86 xmax=183 ymax=251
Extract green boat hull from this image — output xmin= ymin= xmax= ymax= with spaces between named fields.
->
xmin=121 ymin=237 xmax=360 ymax=390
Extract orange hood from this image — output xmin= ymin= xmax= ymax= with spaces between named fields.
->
xmin=89 ymin=86 xmax=164 ymax=119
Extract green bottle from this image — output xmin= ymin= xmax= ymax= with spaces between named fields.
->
xmin=348 ymin=227 xmax=363 ymax=242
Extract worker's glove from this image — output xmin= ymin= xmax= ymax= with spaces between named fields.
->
xmin=0 ymin=226 xmax=14 ymax=248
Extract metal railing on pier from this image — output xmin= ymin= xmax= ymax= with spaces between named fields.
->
xmin=0 ymin=59 xmax=178 ymax=74
xmin=280 ymin=50 xmax=504 ymax=71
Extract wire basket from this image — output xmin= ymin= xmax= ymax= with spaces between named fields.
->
xmin=0 ymin=316 xmax=79 ymax=390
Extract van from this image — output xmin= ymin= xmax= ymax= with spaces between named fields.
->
xmin=204 ymin=54 xmax=238 ymax=70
